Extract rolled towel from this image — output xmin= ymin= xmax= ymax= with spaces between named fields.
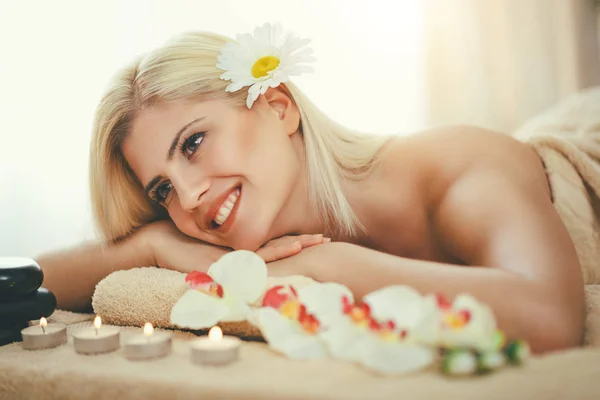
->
xmin=91 ymin=267 xmax=317 ymax=338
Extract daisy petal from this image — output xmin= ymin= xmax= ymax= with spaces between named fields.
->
xmin=258 ymin=307 xmax=327 ymax=359
xmin=286 ymin=47 xmax=314 ymax=61
xmin=225 ymin=77 xmax=256 ymax=93
xmin=247 ymin=83 xmax=262 ymax=108
xmin=170 ymin=290 xmax=228 ymax=329
xmin=285 ymin=65 xmax=315 ymax=76
xmin=208 ymin=250 xmax=267 ymax=303
xmin=225 ymin=82 xmax=245 ymax=93
xmin=360 ymin=338 xmax=435 ymax=375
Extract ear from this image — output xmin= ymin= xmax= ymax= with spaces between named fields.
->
xmin=261 ymin=86 xmax=301 ymax=136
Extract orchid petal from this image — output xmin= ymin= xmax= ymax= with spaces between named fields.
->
xmin=359 ymin=337 xmax=435 ymax=375
xmin=221 ymin=296 xmax=252 ymax=322
xmin=410 ymin=295 xmax=441 ymax=345
xmin=170 ymin=289 xmax=228 ymax=329
xmin=442 ymin=294 xmax=498 ymax=350
xmin=364 ymin=285 xmax=425 ymax=328
xmin=257 ymin=307 xmax=327 ymax=359
xmin=208 ymin=250 xmax=267 ymax=303
xmin=454 ymin=294 xmax=497 ymax=332
xmin=296 ymin=283 xmax=353 ymax=325
xmin=319 ymin=319 xmax=367 ymax=362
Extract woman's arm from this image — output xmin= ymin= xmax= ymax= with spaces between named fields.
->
xmin=269 ymin=164 xmax=585 ymax=353
xmin=36 ymin=221 xmax=227 ymax=312
xmin=286 ymin=242 xmax=580 ymax=353
xmin=36 ymin=234 xmax=152 ymax=313
xmin=38 ymin=219 xmax=325 ymax=312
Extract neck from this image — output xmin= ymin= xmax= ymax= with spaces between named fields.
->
xmin=268 ymin=132 xmax=325 ymax=238
xmin=267 ymin=133 xmax=372 ymax=241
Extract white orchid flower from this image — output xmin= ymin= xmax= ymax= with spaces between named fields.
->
xmin=413 ymin=293 xmax=504 ymax=352
xmin=170 ymin=250 xmax=267 ymax=329
xmin=298 ymin=283 xmax=436 ymax=375
xmin=253 ymin=284 xmax=328 ymax=359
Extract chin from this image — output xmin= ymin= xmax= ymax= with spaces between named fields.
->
xmin=229 ymin=213 xmax=274 ymax=252
xmin=230 ymin=235 xmax=266 ymax=252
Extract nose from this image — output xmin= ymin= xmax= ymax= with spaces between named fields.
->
xmin=169 ymin=168 xmax=210 ymax=213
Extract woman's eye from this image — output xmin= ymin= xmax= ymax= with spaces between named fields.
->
xmin=153 ymin=182 xmax=173 ymax=204
xmin=180 ymin=132 xmax=205 ymax=158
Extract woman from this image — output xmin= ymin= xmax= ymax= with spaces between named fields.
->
xmin=38 ymin=24 xmax=584 ymax=353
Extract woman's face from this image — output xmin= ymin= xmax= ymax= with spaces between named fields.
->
xmin=122 ymin=88 xmax=302 ymax=251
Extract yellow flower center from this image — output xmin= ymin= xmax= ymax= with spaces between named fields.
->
xmin=378 ymin=329 xmax=397 ymax=342
xmin=349 ymin=308 xmax=369 ymax=328
xmin=280 ymin=300 xmax=300 ymax=319
xmin=444 ymin=313 xmax=466 ymax=329
xmin=252 ymin=56 xmax=280 ymax=78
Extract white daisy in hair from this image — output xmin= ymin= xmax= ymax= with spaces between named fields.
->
xmin=216 ymin=22 xmax=316 ymax=108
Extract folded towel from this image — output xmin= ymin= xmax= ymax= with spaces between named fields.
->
xmin=584 ymin=285 xmax=600 ymax=346
xmin=91 ymin=267 xmax=316 ymax=337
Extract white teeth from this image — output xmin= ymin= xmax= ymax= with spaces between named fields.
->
xmin=213 ymin=189 xmax=240 ymax=226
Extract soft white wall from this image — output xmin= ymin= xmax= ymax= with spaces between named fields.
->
xmin=0 ymin=0 xmax=426 ymax=258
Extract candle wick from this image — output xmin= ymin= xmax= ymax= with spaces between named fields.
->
xmin=95 ymin=327 xmax=99 ymax=337
xmin=41 ymin=325 xmax=46 ymax=335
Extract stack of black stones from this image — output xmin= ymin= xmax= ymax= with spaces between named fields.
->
xmin=0 ymin=258 xmax=57 ymax=346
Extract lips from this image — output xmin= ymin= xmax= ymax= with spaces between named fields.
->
xmin=203 ymin=186 xmax=242 ymax=232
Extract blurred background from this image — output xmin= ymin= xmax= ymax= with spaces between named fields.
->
xmin=1 ymin=0 xmax=599 ymax=257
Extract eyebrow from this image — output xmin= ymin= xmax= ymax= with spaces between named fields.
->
xmin=143 ymin=116 xmax=206 ymax=197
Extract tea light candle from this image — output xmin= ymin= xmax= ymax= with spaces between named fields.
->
xmin=125 ymin=322 xmax=172 ymax=360
xmin=191 ymin=326 xmax=241 ymax=366
xmin=21 ymin=317 xmax=67 ymax=350
xmin=72 ymin=315 xmax=120 ymax=355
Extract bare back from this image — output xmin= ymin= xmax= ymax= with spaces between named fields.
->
xmin=344 ymin=125 xmax=571 ymax=275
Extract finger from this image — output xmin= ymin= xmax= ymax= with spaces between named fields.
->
xmin=257 ymin=241 xmax=302 ymax=262
xmin=297 ymin=234 xmax=325 ymax=248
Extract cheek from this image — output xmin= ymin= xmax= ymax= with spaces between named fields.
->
xmin=167 ymin=206 xmax=198 ymax=235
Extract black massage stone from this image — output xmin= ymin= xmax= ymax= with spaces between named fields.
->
xmin=0 ymin=257 xmax=44 ymax=297
xmin=0 ymin=322 xmax=26 ymax=346
xmin=0 ymin=288 xmax=57 ymax=327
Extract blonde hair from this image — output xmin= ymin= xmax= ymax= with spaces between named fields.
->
xmin=89 ymin=30 xmax=392 ymax=243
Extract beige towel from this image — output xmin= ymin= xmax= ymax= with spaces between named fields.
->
xmin=515 ymin=86 xmax=600 ymax=285
xmin=92 ymin=267 xmax=316 ymax=337
xmin=1 ymin=308 xmax=600 ymax=400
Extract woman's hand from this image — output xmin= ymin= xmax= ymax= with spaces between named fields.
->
xmin=139 ymin=220 xmax=329 ymax=272
xmin=255 ymin=234 xmax=330 ymax=263
xmin=265 ymin=240 xmax=335 ymax=278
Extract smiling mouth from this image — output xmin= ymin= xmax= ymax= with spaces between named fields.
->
xmin=211 ymin=187 xmax=241 ymax=229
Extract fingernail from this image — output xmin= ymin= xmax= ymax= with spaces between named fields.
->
xmin=316 ymin=234 xmax=323 ymax=239
xmin=324 ymin=238 xmax=331 ymax=243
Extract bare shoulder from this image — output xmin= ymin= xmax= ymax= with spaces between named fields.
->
xmin=377 ymin=124 xmax=550 ymax=204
